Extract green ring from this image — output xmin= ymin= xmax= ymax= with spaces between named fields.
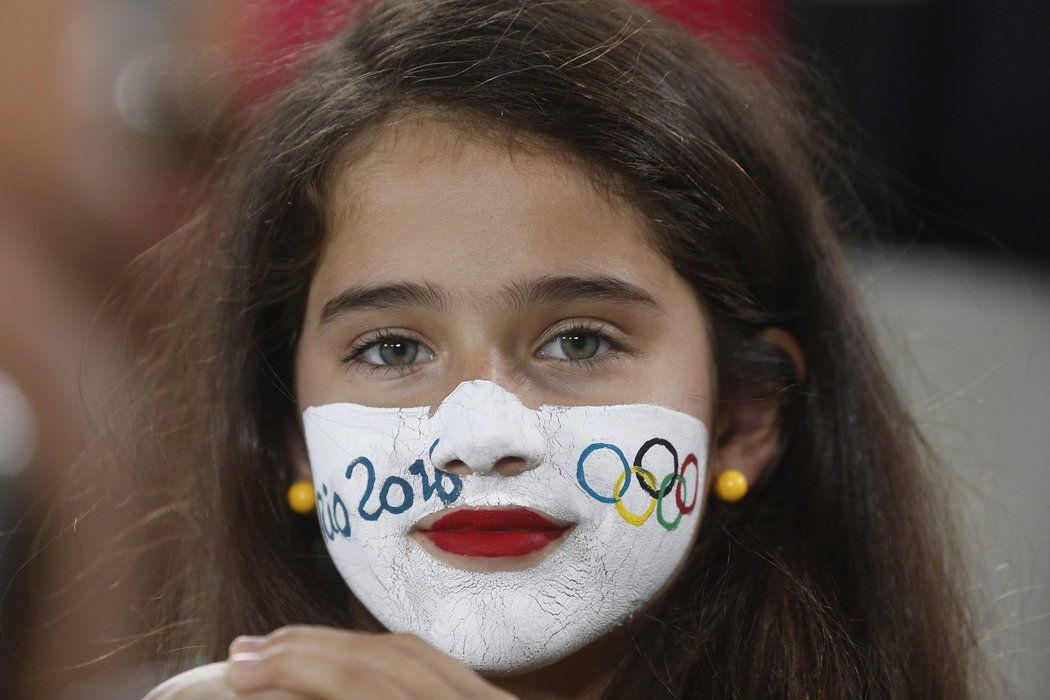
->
xmin=656 ymin=473 xmax=686 ymax=531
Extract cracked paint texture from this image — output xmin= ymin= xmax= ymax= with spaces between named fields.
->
xmin=302 ymin=380 xmax=708 ymax=673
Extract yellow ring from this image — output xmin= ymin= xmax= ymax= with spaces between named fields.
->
xmin=614 ymin=467 xmax=657 ymax=526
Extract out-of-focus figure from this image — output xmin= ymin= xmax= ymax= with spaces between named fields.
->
xmin=0 ymin=1 xmax=237 ymax=697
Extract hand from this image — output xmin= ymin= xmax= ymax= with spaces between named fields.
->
xmin=224 ymin=626 xmax=517 ymax=699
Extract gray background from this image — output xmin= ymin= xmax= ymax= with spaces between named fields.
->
xmin=856 ymin=246 xmax=1050 ymax=699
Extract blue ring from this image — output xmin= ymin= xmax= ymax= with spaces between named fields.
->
xmin=577 ymin=442 xmax=631 ymax=504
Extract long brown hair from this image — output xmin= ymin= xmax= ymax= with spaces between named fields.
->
xmin=121 ymin=0 xmax=979 ymax=696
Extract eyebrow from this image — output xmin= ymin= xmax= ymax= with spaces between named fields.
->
xmin=319 ymin=282 xmax=449 ymax=324
xmin=318 ymin=274 xmax=659 ymax=326
xmin=500 ymin=275 xmax=660 ymax=310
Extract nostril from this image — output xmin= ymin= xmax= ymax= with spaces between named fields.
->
xmin=492 ymin=457 xmax=532 ymax=477
xmin=441 ymin=459 xmax=472 ymax=477
xmin=437 ymin=457 xmax=533 ymax=477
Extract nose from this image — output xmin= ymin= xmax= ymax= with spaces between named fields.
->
xmin=429 ymin=381 xmax=546 ymax=477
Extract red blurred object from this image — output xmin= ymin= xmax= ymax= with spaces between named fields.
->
xmin=229 ymin=0 xmax=783 ymax=114
xmin=639 ymin=0 xmax=784 ymax=69
xmin=231 ymin=0 xmax=351 ymax=111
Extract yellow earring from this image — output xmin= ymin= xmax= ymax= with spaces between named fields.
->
xmin=287 ymin=480 xmax=316 ymax=514
xmin=714 ymin=469 xmax=749 ymax=502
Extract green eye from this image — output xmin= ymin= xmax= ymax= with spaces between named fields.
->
xmin=378 ymin=339 xmax=419 ymax=365
xmin=538 ymin=327 xmax=613 ymax=363
xmin=356 ymin=336 xmax=434 ymax=368
xmin=559 ymin=333 xmax=601 ymax=361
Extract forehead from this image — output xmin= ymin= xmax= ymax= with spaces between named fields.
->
xmin=314 ymin=116 xmax=674 ymax=304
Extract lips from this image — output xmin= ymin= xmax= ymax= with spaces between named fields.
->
xmin=417 ymin=508 xmax=570 ymax=558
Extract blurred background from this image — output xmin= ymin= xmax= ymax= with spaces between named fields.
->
xmin=0 ymin=0 xmax=1046 ymax=698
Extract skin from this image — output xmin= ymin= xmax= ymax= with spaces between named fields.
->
xmin=148 ymin=115 xmax=793 ymax=699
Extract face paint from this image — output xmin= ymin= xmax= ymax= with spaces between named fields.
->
xmin=302 ymin=380 xmax=708 ymax=673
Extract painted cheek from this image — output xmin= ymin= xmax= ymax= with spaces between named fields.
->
xmin=302 ymin=380 xmax=709 ymax=672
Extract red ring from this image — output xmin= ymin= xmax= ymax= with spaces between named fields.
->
xmin=675 ymin=453 xmax=699 ymax=514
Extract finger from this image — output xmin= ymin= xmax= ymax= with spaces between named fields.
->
xmin=234 ymin=628 xmax=459 ymax=700
xmin=257 ymin=627 xmax=508 ymax=697
xmin=226 ymin=635 xmax=413 ymax=700
xmin=230 ymin=627 xmax=512 ymax=700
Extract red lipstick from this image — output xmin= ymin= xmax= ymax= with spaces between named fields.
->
xmin=419 ymin=508 xmax=570 ymax=558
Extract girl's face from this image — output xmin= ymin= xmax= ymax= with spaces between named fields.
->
xmin=293 ymin=116 xmax=716 ymax=673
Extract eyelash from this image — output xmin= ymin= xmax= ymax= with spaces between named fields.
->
xmin=341 ymin=321 xmax=627 ymax=375
xmin=538 ymin=321 xmax=626 ymax=368
xmin=342 ymin=330 xmax=428 ymax=376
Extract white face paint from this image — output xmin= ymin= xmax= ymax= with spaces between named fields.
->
xmin=302 ymin=380 xmax=708 ymax=673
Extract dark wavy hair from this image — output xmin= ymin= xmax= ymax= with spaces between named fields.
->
xmin=119 ymin=0 xmax=979 ymax=696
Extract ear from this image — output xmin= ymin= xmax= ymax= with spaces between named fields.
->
xmin=289 ymin=423 xmax=313 ymax=482
xmin=711 ymin=328 xmax=804 ymax=488
xmin=293 ymin=451 xmax=313 ymax=482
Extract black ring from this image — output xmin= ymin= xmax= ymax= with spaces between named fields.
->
xmin=633 ymin=438 xmax=679 ymax=498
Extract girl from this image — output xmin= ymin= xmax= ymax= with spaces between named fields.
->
xmin=136 ymin=0 xmax=979 ymax=697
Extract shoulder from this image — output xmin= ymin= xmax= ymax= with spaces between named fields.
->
xmin=143 ymin=663 xmax=234 ymax=700
xmin=142 ymin=662 xmax=298 ymax=700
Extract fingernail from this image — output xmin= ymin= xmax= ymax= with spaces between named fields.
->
xmin=229 ymin=635 xmax=264 ymax=654
xmin=226 ymin=652 xmax=263 ymax=685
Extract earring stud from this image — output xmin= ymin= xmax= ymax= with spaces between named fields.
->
xmin=287 ymin=480 xmax=316 ymax=514
xmin=714 ymin=469 xmax=749 ymax=502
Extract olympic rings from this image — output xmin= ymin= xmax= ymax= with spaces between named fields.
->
xmin=576 ymin=439 xmax=701 ymax=530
